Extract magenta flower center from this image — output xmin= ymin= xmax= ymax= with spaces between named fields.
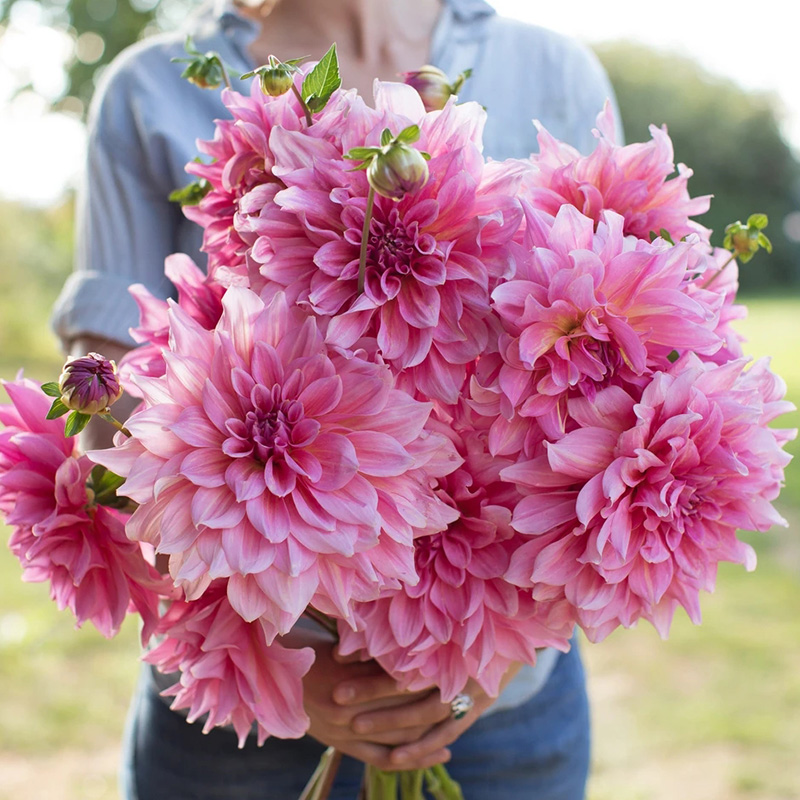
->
xmin=224 ymin=385 xmax=319 ymax=463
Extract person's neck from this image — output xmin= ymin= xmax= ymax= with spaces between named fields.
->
xmin=241 ymin=0 xmax=443 ymax=98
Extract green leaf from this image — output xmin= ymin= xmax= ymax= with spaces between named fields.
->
xmin=758 ymin=232 xmax=773 ymax=253
xmin=169 ymin=179 xmax=212 ymax=206
xmin=90 ymin=465 xmax=127 ymax=504
xmin=667 ymin=349 xmax=680 ymax=363
xmin=344 ymin=147 xmax=380 ymax=162
xmin=747 ymin=213 xmax=769 ymax=229
xmin=395 ymin=124 xmax=421 ymax=145
xmin=41 ymin=381 xmax=62 ymax=398
xmin=64 ymin=412 xmax=91 ymax=438
xmin=46 ymin=398 xmax=69 ymax=419
xmin=380 ymin=128 xmax=394 ymax=147
xmin=301 ymin=44 xmax=341 ymax=114
xmin=659 ymin=228 xmax=675 ymax=246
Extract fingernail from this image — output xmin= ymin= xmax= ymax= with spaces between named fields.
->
xmin=334 ymin=685 xmax=355 ymax=703
xmin=392 ymin=749 xmax=409 ymax=764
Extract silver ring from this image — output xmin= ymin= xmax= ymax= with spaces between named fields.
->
xmin=449 ymin=693 xmax=474 ymax=720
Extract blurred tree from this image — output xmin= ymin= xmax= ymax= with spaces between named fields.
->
xmin=595 ymin=41 xmax=800 ymax=293
xmin=0 ymin=0 xmax=188 ymax=113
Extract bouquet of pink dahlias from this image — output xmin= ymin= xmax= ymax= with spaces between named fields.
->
xmin=1 ymin=43 xmax=794 ymax=800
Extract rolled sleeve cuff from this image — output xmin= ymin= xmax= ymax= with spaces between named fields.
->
xmin=50 ymin=271 xmax=145 ymax=348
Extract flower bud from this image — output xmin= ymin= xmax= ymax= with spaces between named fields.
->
xmin=181 ymin=59 xmax=224 ymax=90
xmin=258 ymin=65 xmax=295 ymax=97
xmin=58 ymin=353 xmax=123 ymax=415
xmin=401 ymin=65 xmax=453 ymax=112
xmin=367 ymin=142 xmax=429 ymax=201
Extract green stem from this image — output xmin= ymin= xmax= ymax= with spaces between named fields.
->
xmin=291 ymin=84 xmax=314 ymax=126
xmin=99 ymin=413 xmax=131 ymax=438
xmin=399 ymin=769 xmax=425 ymax=800
xmin=216 ymin=57 xmax=232 ymax=91
xmin=423 ymin=765 xmax=464 ymax=800
xmin=700 ymin=252 xmax=736 ymax=291
xmin=298 ymin=748 xmax=342 ymax=800
xmin=358 ymin=186 xmax=376 ymax=295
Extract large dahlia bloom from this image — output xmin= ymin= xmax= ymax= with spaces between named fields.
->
xmin=524 ymin=102 xmax=711 ymax=242
xmin=489 ymin=204 xmax=722 ymax=435
xmin=95 ymin=290 xmax=459 ymax=630
xmin=504 ymin=356 xmax=795 ymax=641
xmin=245 ymin=84 xmax=522 ymax=403
xmin=0 ymin=379 xmax=167 ymax=639
xmin=145 ymin=582 xmax=315 ymax=746
xmin=338 ymin=404 xmax=573 ymax=701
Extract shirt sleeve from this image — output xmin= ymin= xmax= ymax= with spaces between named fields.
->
xmin=50 ymin=48 xmax=184 ymax=349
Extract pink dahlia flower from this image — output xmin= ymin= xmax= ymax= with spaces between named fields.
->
xmin=182 ymin=78 xmax=309 ymax=281
xmin=490 ymin=204 xmax=722 ymax=435
xmin=504 ymin=355 xmax=795 ymax=641
xmin=145 ymin=582 xmax=314 ymax=746
xmin=524 ymin=102 xmax=711 ymax=242
xmin=245 ymin=84 xmax=521 ymax=403
xmin=0 ymin=379 xmax=168 ymax=639
xmin=95 ymin=290 xmax=459 ymax=629
xmin=120 ymin=254 xmax=225 ymax=392
xmin=338 ymin=404 xmax=573 ymax=701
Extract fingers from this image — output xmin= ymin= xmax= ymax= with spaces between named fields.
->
xmin=350 ymin=689 xmax=450 ymax=736
xmin=387 ymin=715 xmax=467 ymax=769
xmin=333 ymin=672 xmax=431 ymax=707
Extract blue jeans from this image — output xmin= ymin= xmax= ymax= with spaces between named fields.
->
xmin=121 ymin=644 xmax=589 ymax=799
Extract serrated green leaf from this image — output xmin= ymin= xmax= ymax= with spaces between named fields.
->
xmin=46 ymin=398 xmax=69 ymax=419
xmin=747 ymin=213 xmax=769 ymax=229
xmin=395 ymin=125 xmax=421 ymax=145
xmin=41 ymin=381 xmax=62 ymax=398
xmin=64 ymin=412 xmax=91 ymax=438
xmin=301 ymin=43 xmax=341 ymax=115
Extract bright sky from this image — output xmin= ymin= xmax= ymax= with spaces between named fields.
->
xmin=0 ymin=0 xmax=798 ymax=205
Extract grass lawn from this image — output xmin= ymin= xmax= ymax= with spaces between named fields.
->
xmin=0 ymin=295 xmax=798 ymax=799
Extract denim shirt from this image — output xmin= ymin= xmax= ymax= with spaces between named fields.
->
xmin=52 ymin=0 xmax=620 ymax=713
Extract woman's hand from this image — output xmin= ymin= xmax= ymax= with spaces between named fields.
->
xmin=352 ymin=664 xmax=524 ymax=771
xmin=285 ymin=629 xmax=454 ymax=770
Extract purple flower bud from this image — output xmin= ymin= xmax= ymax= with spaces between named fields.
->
xmin=58 ymin=353 xmax=123 ymax=415
xmin=400 ymin=65 xmax=453 ymax=112
xmin=367 ymin=143 xmax=429 ymax=201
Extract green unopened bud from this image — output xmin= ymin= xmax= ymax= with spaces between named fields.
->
xmin=367 ymin=142 xmax=429 ymax=201
xmin=723 ymin=213 xmax=772 ymax=264
xmin=401 ymin=65 xmax=472 ymax=112
xmin=182 ymin=59 xmax=224 ymax=89
xmin=258 ymin=64 xmax=295 ymax=96
xmin=172 ymin=37 xmax=233 ymax=90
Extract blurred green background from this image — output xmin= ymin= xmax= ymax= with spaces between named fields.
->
xmin=0 ymin=2 xmax=799 ymax=798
